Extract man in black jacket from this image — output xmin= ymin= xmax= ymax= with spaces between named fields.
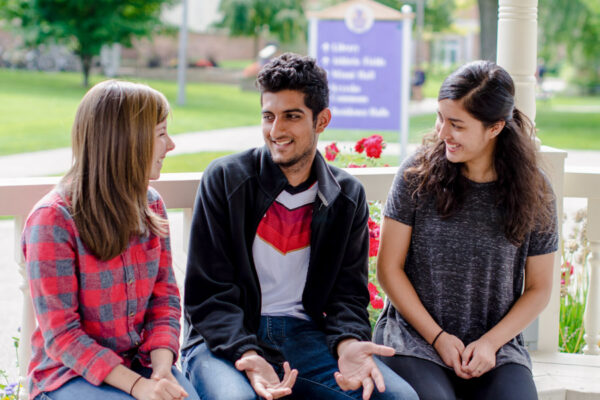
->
xmin=181 ymin=53 xmax=417 ymax=400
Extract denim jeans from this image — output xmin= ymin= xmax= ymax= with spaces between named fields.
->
xmin=35 ymin=366 xmax=200 ymax=400
xmin=181 ymin=316 xmax=418 ymax=400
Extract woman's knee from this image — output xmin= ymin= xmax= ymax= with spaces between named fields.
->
xmin=378 ymin=355 xmax=455 ymax=400
xmin=372 ymin=358 xmax=419 ymax=400
xmin=472 ymin=363 xmax=536 ymax=400
xmin=39 ymin=377 xmax=132 ymax=400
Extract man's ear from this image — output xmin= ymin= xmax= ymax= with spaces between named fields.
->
xmin=315 ymin=108 xmax=332 ymax=133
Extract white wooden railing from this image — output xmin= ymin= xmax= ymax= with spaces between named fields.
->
xmin=1 ymin=148 xmax=599 ymax=398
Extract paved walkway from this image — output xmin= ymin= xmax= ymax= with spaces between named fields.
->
xmin=2 ymin=127 xmax=600 ymax=178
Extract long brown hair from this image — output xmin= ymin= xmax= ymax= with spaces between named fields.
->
xmin=407 ymin=61 xmax=555 ymax=245
xmin=61 ymin=80 xmax=170 ymax=260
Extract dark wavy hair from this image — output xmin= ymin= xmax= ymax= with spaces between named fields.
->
xmin=407 ymin=60 xmax=554 ymax=245
xmin=256 ymin=53 xmax=329 ymax=124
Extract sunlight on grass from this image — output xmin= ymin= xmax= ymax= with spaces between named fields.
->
xmin=0 ymin=69 xmax=260 ymax=155
xmin=1 ymin=69 xmax=599 ymax=155
xmin=161 ymin=151 xmax=234 ymax=173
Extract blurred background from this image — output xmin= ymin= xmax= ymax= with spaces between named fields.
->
xmin=0 ymin=0 xmax=598 ymax=176
xmin=0 ymin=1 xmax=599 ymax=396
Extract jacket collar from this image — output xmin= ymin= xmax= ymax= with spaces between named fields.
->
xmin=258 ymin=146 xmax=341 ymax=207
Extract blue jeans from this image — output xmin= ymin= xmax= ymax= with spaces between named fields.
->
xmin=35 ymin=366 xmax=200 ymax=400
xmin=181 ymin=316 xmax=418 ymax=400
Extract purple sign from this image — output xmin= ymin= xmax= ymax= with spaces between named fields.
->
xmin=316 ymin=19 xmax=404 ymax=131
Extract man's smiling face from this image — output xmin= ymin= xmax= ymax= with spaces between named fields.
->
xmin=261 ymin=89 xmax=322 ymax=174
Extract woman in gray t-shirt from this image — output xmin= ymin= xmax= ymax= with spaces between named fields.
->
xmin=374 ymin=61 xmax=558 ymax=400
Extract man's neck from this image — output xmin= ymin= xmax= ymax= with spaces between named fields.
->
xmin=280 ymin=156 xmax=315 ymax=187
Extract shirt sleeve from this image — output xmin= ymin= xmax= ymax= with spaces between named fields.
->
xmin=184 ymin=163 xmax=263 ymax=363
xmin=23 ymin=205 xmax=123 ymax=386
xmin=527 ymin=191 xmax=559 ymax=257
xmin=323 ymin=183 xmax=373 ymax=355
xmin=384 ymin=157 xmax=418 ymax=226
xmin=139 ymin=194 xmax=182 ymax=362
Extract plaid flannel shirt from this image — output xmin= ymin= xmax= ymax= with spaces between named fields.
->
xmin=22 ymin=187 xmax=181 ymax=399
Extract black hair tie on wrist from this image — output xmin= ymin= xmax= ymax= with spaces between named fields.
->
xmin=129 ymin=375 xmax=143 ymax=396
xmin=431 ymin=329 xmax=444 ymax=347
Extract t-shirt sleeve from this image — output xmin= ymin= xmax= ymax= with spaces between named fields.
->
xmin=527 ymin=196 xmax=559 ymax=257
xmin=384 ymin=157 xmax=418 ymax=226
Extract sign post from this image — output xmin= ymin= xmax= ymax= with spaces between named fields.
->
xmin=309 ymin=0 xmax=414 ymax=161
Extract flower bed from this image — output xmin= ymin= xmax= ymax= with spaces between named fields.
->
xmin=324 ymin=135 xmax=387 ymax=327
xmin=560 ymin=208 xmax=590 ymax=353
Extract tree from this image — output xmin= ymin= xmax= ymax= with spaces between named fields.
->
xmin=376 ymin=0 xmax=455 ymax=33
xmin=0 ymin=0 xmax=173 ymax=86
xmin=539 ymin=0 xmax=600 ymax=91
xmin=217 ymin=0 xmax=306 ymax=57
xmin=477 ymin=0 xmax=497 ymax=61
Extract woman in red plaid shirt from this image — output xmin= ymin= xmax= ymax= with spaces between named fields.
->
xmin=22 ymin=81 xmax=199 ymax=400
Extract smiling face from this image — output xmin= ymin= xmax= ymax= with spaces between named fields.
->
xmin=262 ymin=89 xmax=330 ymax=185
xmin=149 ymin=119 xmax=175 ymax=180
xmin=436 ymin=99 xmax=504 ymax=181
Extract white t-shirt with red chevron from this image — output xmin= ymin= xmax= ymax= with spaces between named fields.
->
xmin=252 ymin=181 xmax=318 ymax=320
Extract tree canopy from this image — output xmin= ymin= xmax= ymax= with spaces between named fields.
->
xmin=477 ymin=0 xmax=497 ymax=61
xmin=376 ymin=0 xmax=455 ymax=33
xmin=217 ymin=0 xmax=306 ymax=56
xmin=0 ymin=0 xmax=173 ymax=86
xmin=539 ymin=0 xmax=600 ymax=91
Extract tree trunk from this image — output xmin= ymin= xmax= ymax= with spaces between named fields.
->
xmin=478 ymin=0 xmax=498 ymax=62
xmin=81 ymin=54 xmax=92 ymax=87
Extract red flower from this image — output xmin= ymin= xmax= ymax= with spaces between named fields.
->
xmin=368 ymin=282 xmax=379 ymax=297
xmin=354 ymin=138 xmax=366 ymax=154
xmin=561 ymin=261 xmax=575 ymax=285
xmin=371 ymin=295 xmax=384 ymax=309
xmin=368 ymin=217 xmax=379 ymax=232
xmin=363 ymin=134 xmax=385 ymax=159
xmin=325 ymin=142 xmax=340 ymax=161
xmin=368 ymin=282 xmax=384 ymax=309
xmin=369 ymin=237 xmax=380 ymax=257
xmin=368 ymin=217 xmax=380 ymax=257
xmin=347 ymin=163 xmax=367 ymax=168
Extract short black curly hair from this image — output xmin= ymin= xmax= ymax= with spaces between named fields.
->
xmin=256 ymin=53 xmax=329 ymax=124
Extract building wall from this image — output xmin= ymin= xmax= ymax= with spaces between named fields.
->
xmin=123 ymin=32 xmax=270 ymax=68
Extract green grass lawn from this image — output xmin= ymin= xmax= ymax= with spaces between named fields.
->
xmin=537 ymin=109 xmax=600 ymax=149
xmin=1 ymin=68 xmax=599 ymax=158
xmin=218 ymin=59 xmax=253 ymax=70
xmin=161 ymin=151 xmax=401 ymax=173
xmin=322 ymin=113 xmax=436 ymax=144
xmin=161 ymin=151 xmax=233 ymax=173
xmin=0 ymin=69 xmax=261 ymax=155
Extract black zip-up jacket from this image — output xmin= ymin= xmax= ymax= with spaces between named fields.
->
xmin=183 ymin=146 xmax=371 ymax=363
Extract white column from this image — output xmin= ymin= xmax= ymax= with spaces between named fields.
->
xmin=182 ymin=207 xmax=193 ymax=254
xmin=399 ymin=6 xmax=413 ymax=161
xmin=537 ymin=149 xmax=566 ymax=353
xmin=584 ymin=199 xmax=600 ymax=354
xmin=308 ymin=18 xmax=318 ymax=58
xmin=15 ymin=216 xmax=35 ymax=400
xmin=498 ymin=0 xmax=567 ymax=354
xmin=497 ymin=0 xmax=538 ymax=123
xmin=176 ymin=0 xmax=189 ymax=105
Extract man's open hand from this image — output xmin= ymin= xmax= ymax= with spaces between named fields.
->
xmin=235 ymin=351 xmax=298 ymax=400
xmin=334 ymin=339 xmax=395 ymax=400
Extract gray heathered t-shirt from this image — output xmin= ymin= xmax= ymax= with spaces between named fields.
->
xmin=376 ymin=156 xmax=558 ymax=371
